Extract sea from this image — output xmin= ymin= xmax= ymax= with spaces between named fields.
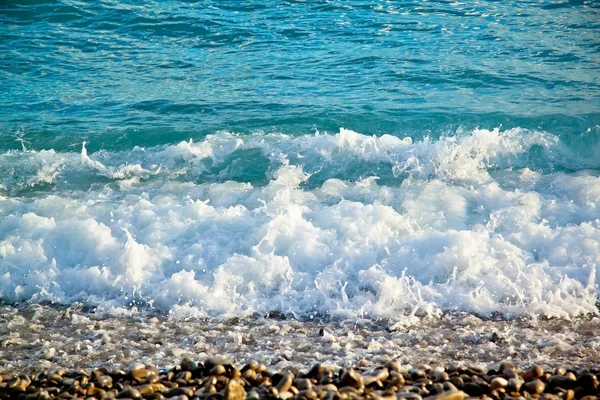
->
xmin=1 ymin=0 xmax=600 ymax=372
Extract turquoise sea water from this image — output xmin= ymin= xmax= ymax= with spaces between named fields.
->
xmin=1 ymin=1 xmax=600 ymax=319
xmin=2 ymin=1 xmax=599 ymax=152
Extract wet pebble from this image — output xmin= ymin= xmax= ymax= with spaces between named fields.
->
xmin=2 ymin=359 xmax=599 ymax=400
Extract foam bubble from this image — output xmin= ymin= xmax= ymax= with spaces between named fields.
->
xmin=0 ymin=128 xmax=599 ymax=320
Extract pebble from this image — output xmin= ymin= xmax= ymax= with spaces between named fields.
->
xmin=523 ymin=379 xmax=545 ymax=395
xmin=491 ymin=377 xmax=509 ymax=391
xmin=521 ymin=366 xmax=544 ymax=382
xmin=1 ymin=359 xmax=599 ymax=400
xmin=275 ymin=373 xmax=294 ymax=393
xmin=340 ymin=368 xmax=364 ymax=389
xmin=116 ymin=388 xmax=142 ymax=399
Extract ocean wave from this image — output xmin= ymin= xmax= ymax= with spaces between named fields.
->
xmin=1 ymin=128 xmax=599 ymax=320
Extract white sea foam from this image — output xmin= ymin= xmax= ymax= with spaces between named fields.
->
xmin=1 ymin=128 xmax=599 ymax=320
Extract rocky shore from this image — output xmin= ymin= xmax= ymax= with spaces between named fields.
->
xmin=1 ymin=357 xmax=600 ymax=400
xmin=1 ymin=304 xmax=600 ymax=400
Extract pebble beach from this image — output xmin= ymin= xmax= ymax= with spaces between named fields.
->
xmin=1 ymin=308 xmax=600 ymax=400
xmin=2 ymin=304 xmax=600 ymax=399
xmin=2 ymin=1 xmax=600 ymax=398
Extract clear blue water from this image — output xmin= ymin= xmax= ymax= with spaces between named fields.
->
xmin=2 ymin=1 xmax=599 ymax=152
xmin=1 ymin=0 xmax=600 ymax=318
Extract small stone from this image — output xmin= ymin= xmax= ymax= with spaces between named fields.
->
xmin=425 ymin=390 xmax=468 ymax=400
xmin=304 ymin=364 xmax=324 ymax=380
xmin=300 ymin=389 xmax=318 ymax=399
xmin=385 ymin=361 xmax=402 ymax=373
xmin=508 ymin=378 xmax=523 ymax=393
xmin=209 ymin=365 xmax=226 ymax=376
xmin=246 ymin=390 xmax=260 ymax=400
xmin=396 ymin=392 xmax=423 ymax=400
xmin=242 ymin=360 xmax=259 ymax=372
xmin=464 ymin=382 xmax=488 ymax=396
xmin=223 ymin=378 xmax=245 ymax=400
xmin=577 ymin=373 xmax=598 ymax=391
xmin=275 ymin=373 xmax=294 ymax=393
xmin=450 ymin=377 xmax=463 ymax=389
xmin=86 ymin=384 xmax=106 ymax=397
xmin=204 ymin=358 xmax=229 ymax=372
xmin=175 ymin=371 xmax=192 ymax=381
xmin=294 ymin=378 xmax=312 ymax=391
xmin=117 ymin=388 xmax=142 ymax=399
xmin=130 ymin=368 xmax=152 ymax=383
xmin=523 ymin=379 xmax=545 ymax=395
xmin=279 ymin=391 xmax=294 ymax=400
xmin=339 ymin=368 xmax=364 ymax=389
xmin=7 ymin=377 xmax=21 ymax=389
xmin=164 ymin=387 xmax=194 ymax=398
xmin=499 ymin=362 xmax=516 ymax=371
xmin=490 ymin=377 xmax=508 ymax=391
xmin=410 ymin=369 xmax=427 ymax=380
xmin=134 ymin=384 xmax=154 ymax=395
xmin=243 ymin=369 xmax=256 ymax=382
xmin=549 ymin=375 xmax=577 ymax=390
xmin=564 ymin=390 xmax=575 ymax=400
xmin=433 ymin=371 xmax=450 ymax=383
xmin=338 ymin=386 xmax=361 ymax=395
xmin=504 ymin=369 xmax=519 ymax=379
xmin=522 ymin=366 xmax=544 ymax=382
xmin=390 ymin=371 xmax=406 ymax=387
xmin=180 ymin=358 xmax=196 ymax=372
xmin=443 ymin=382 xmax=458 ymax=392
xmin=96 ymin=375 xmax=113 ymax=388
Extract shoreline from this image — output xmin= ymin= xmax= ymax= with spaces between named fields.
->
xmin=1 ymin=304 xmax=599 ymax=376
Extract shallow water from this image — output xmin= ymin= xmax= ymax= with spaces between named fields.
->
xmin=1 ymin=1 xmax=600 ymax=321
xmin=2 ymin=304 xmax=600 ymax=374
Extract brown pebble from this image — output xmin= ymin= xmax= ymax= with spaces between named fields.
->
xmin=175 ymin=371 xmax=191 ymax=381
xmin=504 ymin=369 xmax=519 ymax=379
xmin=522 ymin=366 xmax=544 ymax=382
xmin=396 ymin=392 xmax=423 ymax=400
xmin=549 ymin=375 xmax=578 ymax=390
xmin=275 ymin=373 xmax=294 ymax=393
xmin=499 ymin=362 xmax=516 ymax=371
xmin=96 ymin=375 xmax=113 ymax=389
xmin=563 ymin=390 xmax=575 ymax=400
xmin=490 ymin=377 xmax=508 ymax=391
xmin=523 ymin=379 xmax=545 ymax=395
xmin=164 ymin=387 xmax=194 ymax=398
xmin=340 ymin=368 xmax=364 ymax=389
xmin=116 ymin=388 xmax=142 ymax=399
xmin=85 ymin=384 xmax=106 ymax=397
xmin=425 ymin=390 xmax=468 ymax=400
xmin=508 ymin=378 xmax=523 ymax=393
xmin=433 ymin=371 xmax=450 ymax=383
xmin=295 ymin=378 xmax=313 ymax=391
xmin=450 ymin=377 xmax=464 ymax=389
xmin=134 ymin=384 xmax=154 ymax=395
xmin=130 ymin=368 xmax=151 ymax=383
xmin=208 ymin=365 xmax=226 ymax=376
xmin=7 ymin=377 xmax=21 ymax=389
